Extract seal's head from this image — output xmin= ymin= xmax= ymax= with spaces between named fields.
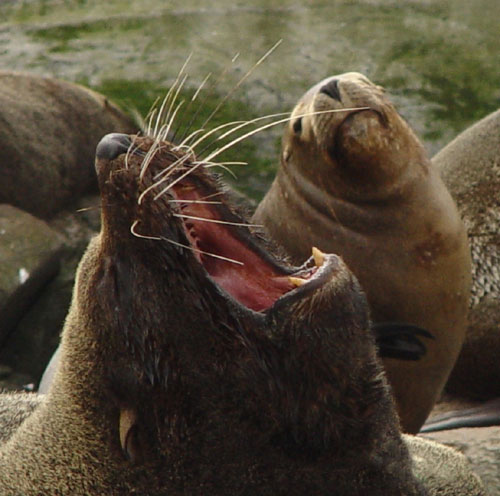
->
xmin=283 ymin=72 xmax=428 ymax=201
xmin=67 ymin=131 xmax=407 ymax=490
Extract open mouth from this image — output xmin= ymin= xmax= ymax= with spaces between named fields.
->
xmin=170 ymin=177 xmax=327 ymax=312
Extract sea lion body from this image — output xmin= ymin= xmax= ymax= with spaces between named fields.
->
xmin=434 ymin=108 xmax=500 ymax=399
xmin=253 ymin=73 xmax=471 ymax=433
xmin=0 ymin=71 xmax=137 ymax=218
xmin=0 ymin=133 xmax=425 ymax=495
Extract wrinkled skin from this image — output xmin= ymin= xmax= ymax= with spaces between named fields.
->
xmin=254 ymin=72 xmax=471 ymax=434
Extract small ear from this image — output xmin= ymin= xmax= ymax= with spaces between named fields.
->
xmin=119 ymin=408 xmax=142 ymax=464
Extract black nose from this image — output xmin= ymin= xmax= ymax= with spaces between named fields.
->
xmin=96 ymin=133 xmax=132 ymax=160
xmin=320 ymin=79 xmax=341 ymax=101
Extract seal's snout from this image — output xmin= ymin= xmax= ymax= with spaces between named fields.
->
xmin=96 ymin=133 xmax=132 ymax=161
xmin=320 ymin=79 xmax=341 ymax=101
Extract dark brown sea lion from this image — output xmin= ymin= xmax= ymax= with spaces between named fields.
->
xmin=253 ymin=72 xmax=472 ymax=434
xmin=0 ymin=133 xmax=426 ymax=495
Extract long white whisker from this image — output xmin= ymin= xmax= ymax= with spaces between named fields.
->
xmin=202 ymin=162 xmax=237 ymax=178
xmin=125 ymin=134 xmax=142 ymax=169
xmin=176 ymin=128 xmax=207 ymax=148
xmin=161 ymin=99 xmax=185 ymax=141
xmin=138 ymin=154 xmax=192 ymax=204
xmin=152 ymin=152 xmax=192 ymax=181
xmin=130 ymin=220 xmax=162 ymax=240
xmin=160 ymin=236 xmax=244 ymax=266
xmin=159 ymin=73 xmax=188 ymax=139
xmin=192 ymin=72 xmax=211 ymax=102
xmin=200 ymin=40 xmax=282 ymax=130
xmin=203 ymin=108 xmax=369 ymax=163
xmin=139 ymin=137 xmax=164 ymax=181
xmin=168 ymin=199 xmax=222 ymax=205
xmin=187 ymin=120 xmax=246 ymax=150
xmin=153 ymin=162 xmax=204 ymax=201
xmin=152 ymin=54 xmax=192 ymax=138
xmin=173 ymin=213 xmax=262 ymax=228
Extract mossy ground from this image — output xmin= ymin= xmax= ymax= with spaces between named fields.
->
xmin=1 ymin=0 xmax=498 ymax=193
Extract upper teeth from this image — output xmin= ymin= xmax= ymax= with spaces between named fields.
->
xmin=312 ymin=246 xmax=325 ymax=267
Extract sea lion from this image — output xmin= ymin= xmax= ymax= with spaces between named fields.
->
xmin=253 ymin=72 xmax=472 ymax=434
xmin=0 ymin=132 xmax=485 ymax=495
xmin=433 ymin=108 xmax=500 ymax=400
xmin=0 ymin=71 xmax=137 ymax=218
xmin=0 ymin=132 xmax=425 ymax=495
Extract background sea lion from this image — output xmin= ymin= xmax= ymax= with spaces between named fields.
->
xmin=253 ymin=72 xmax=471 ymax=434
xmin=0 ymin=71 xmax=137 ymax=219
xmin=0 ymin=133 xmax=426 ymax=495
xmin=433 ymin=108 xmax=500 ymax=400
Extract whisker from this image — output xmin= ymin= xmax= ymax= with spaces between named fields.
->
xmin=175 ymin=128 xmax=207 ymax=149
xmin=152 ymin=162 xmax=205 ymax=201
xmin=157 ymin=73 xmax=189 ymax=140
xmin=160 ymin=99 xmax=185 ymax=141
xmin=76 ymin=205 xmax=101 ymax=213
xmin=125 ymin=134 xmax=143 ymax=170
xmin=130 ymin=220 xmax=162 ymax=241
xmin=195 ymin=111 xmax=291 ymax=157
xmin=160 ymin=236 xmax=244 ymax=266
xmin=138 ymin=153 xmax=192 ymax=205
xmin=178 ymin=54 xmax=240 ymax=144
xmin=145 ymin=98 xmax=160 ymax=136
xmin=152 ymin=151 xmax=192 ymax=181
xmin=202 ymin=162 xmax=237 ymax=178
xmin=173 ymin=213 xmax=262 ymax=228
xmin=168 ymin=199 xmax=222 ymax=205
xmin=152 ymin=54 xmax=192 ymax=138
xmin=200 ymin=40 xmax=283 ymax=131
xmin=139 ymin=137 xmax=163 ymax=181
xmin=170 ymin=72 xmax=212 ymax=144
xmin=203 ymin=108 xmax=369 ymax=163
xmin=186 ymin=119 xmax=246 ymax=151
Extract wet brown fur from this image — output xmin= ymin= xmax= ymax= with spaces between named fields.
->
xmin=253 ymin=72 xmax=472 ymax=434
xmin=0 ymin=134 xmax=427 ymax=495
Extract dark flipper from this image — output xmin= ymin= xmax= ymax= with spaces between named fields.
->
xmin=420 ymin=398 xmax=500 ymax=432
xmin=373 ymin=322 xmax=434 ymax=361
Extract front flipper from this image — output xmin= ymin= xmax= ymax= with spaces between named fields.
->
xmin=373 ymin=322 xmax=433 ymax=361
xmin=420 ymin=398 xmax=500 ymax=432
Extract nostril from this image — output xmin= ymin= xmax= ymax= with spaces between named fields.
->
xmin=96 ymin=133 xmax=132 ymax=160
xmin=320 ymin=79 xmax=341 ymax=102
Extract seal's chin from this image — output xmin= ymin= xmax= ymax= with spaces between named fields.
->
xmin=170 ymin=179 xmax=329 ymax=312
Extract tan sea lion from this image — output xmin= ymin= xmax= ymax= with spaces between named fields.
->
xmin=0 ymin=133 xmax=426 ymax=495
xmin=253 ymin=72 xmax=472 ymax=434
xmin=434 ymin=108 xmax=500 ymax=400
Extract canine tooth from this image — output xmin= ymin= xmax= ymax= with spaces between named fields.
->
xmin=312 ymin=246 xmax=325 ymax=267
xmin=289 ymin=276 xmax=307 ymax=287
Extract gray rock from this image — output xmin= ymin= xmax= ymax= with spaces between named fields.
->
xmin=0 ymin=71 xmax=137 ymax=218
xmin=0 ymin=195 xmax=100 ymax=386
xmin=433 ymin=109 xmax=500 ymax=398
xmin=421 ymin=427 xmax=500 ymax=495
xmin=0 ymin=204 xmax=63 ymax=344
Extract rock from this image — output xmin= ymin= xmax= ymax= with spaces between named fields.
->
xmin=0 ymin=71 xmax=137 ymax=218
xmin=0 ymin=195 xmax=101 ymax=386
xmin=421 ymin=427 xmax=500 ymax=494
xmin=0 ymin=205 xmax=63 ymax=344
